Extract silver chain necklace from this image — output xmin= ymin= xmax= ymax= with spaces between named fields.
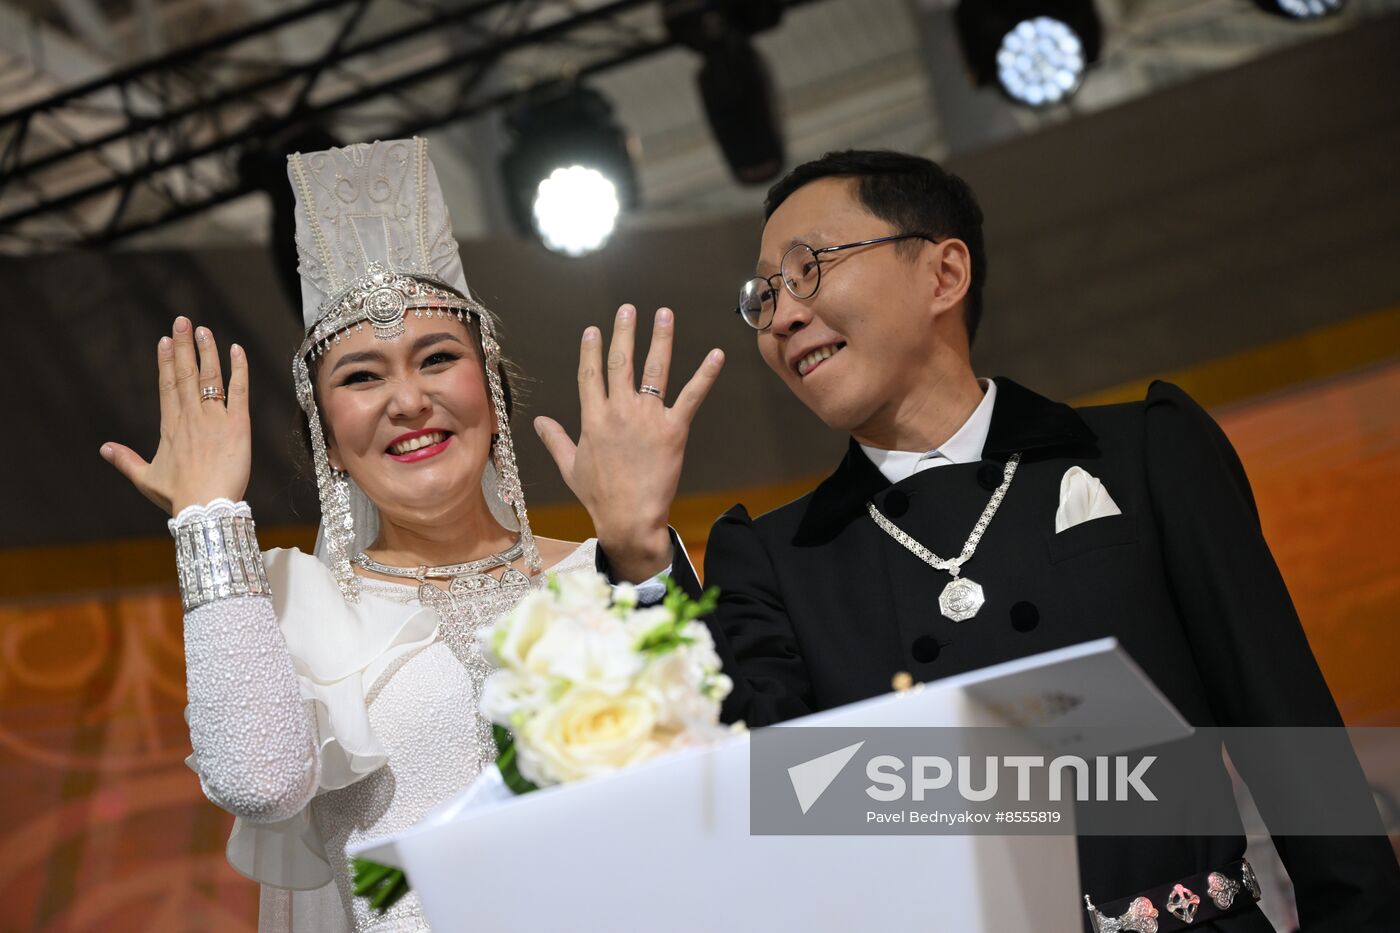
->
xmin=352 ymin=537 xmax=525 ymax=583
xmin=867 ymin=452 xmax=1021 ymax=622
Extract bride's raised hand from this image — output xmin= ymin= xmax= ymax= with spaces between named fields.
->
xmin=100 ymin=316 xmax=253 ymax=516
xmin=534 ymin=304 xmax=723 ymax=583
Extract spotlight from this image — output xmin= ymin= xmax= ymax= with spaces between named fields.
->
xmin=501 ymin=85 xmax=638 ymax=257
xmin=664 ymin=1 xmax=786 ymax=184
xmin=954 ymin=1 xmax=1102 ymax=108
xmin=532 ymin=166 xmax=620 ymax=257
xmin=997 ymin=17 xmax=1085 ymax=107
xmin=1252 ymin=0 xmax=1345 ymax=19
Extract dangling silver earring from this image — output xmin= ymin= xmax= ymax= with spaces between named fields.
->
xmin=297 ymin=351 xmax=360 ymax=601
xmin=478 ymin=319 xmax=540 ymax=573
xmin=318 ymin=429 xmax=358 ymax=597
xmin=490 ymin=435 xmax=510 ymax=506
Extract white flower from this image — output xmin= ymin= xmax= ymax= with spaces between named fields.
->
xmin=526 ymin=613 xmax=643 ymax=695
xmin=635 ymin=623 xmax=731 ymax=730
xmin=638 ymin=652 xmax=714 ymax=730
xmin=516 ymin=687 xmax=662 ymax=785
xmin=611 ymin=581 xmax=639 ymax=611
xmin=680 ymin=620 xmax=724 ymax=673
xmin=483 ymin=589 xmax=554 ymax=672
xmin=477 ymin=568 xmax=735 ymax=789
xmin=552 ymin=570 xmax=613 ymax=612
xmin=479 ymin=669 xmax=553 ymax=727
xmin=620 ymin=604 xmax=674 ymax=643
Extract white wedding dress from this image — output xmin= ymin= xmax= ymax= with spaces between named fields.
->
xmin=183 ymin=541 xmax=598 ymax=932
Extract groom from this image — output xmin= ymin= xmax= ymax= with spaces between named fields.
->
xmin=546 ymin=149 xmax=1400 ymax=924
xmin=638 ymin=150 xmax=1396 ymax=931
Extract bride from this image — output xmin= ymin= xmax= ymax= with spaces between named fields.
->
xmin=98 ymin=137 xmax=721 ymax=931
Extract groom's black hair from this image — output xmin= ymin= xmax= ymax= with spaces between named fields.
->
xmin=764 ymin=149 xmax=987 ymax=344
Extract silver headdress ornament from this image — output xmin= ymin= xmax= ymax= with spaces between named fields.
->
xmin=287 ymin=137 xmax=540 ymax=602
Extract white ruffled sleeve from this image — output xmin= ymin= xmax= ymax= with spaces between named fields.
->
xmin=185 ymin=547 xmax=439 ymax=890
xmin=264 ymin=547 xmax=439 ymax=790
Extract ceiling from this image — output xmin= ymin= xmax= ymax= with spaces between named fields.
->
xmin=1 ymin=0 xmax=1395 ymax=253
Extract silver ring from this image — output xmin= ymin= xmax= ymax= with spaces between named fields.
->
xmin=639 ymin=384 xmax=664 ymax=400
xmin=200 ymin=386 xmax=226 ymax=403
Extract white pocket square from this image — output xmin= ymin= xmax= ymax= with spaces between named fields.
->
xmin=1055 ymin=466 xmax=1122 ymax=533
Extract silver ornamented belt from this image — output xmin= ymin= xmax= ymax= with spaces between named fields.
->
xmin=1085 ymin=858 xmax=1261 ymax=932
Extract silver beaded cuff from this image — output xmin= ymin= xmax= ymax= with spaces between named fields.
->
xmin=168 ymin=499 xmax=271 ymax=611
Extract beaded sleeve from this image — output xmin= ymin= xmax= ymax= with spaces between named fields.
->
xmin=174 ymin=501 xmax=319 ymax=824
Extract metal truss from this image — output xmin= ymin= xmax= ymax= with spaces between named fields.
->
xmin=0 ymin=0 xmax=815 ymax=252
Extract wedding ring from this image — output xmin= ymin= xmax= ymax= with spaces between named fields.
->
xmin=639 ymin=384 xmax=664 ymax=400
xmin=200 ymin=386 xmax=226 ymax=403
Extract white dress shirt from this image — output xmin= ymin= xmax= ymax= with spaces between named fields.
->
xmin=859 ymin=378 xmax=997 ymax=484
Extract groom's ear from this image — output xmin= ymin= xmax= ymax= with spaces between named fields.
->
xmin=925 ymin=238 xmax=971 ymax=322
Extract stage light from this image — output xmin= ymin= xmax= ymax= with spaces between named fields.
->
xmin=697 ymin=34 xmax=784 ymax=184
xmin=1252 ymin=0 xmax=1345 ymax=18
xmin=663 ymin=1 xmax=786 ymax=184
xmin=531 ymin=165 xmax=621 ymax=257
xmin=501 ymin=85 xmax=637 ymax=257
xmin=996 ymin=16 xmax=1084 ymax=107
xmin=955 ymin=1 xmax=1102 ymax=108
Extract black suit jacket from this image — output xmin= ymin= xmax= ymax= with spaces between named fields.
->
xmin=671 ymin=378 xmax=1399 ymax=932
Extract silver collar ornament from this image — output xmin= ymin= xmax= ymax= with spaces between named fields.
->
xmin=867 ymin=453 xmax=1021 ymax=622
xmin=287 ymin=137 xmax=540 ymax=602
xmin=352 ymin=540 xmax=530 ymax=615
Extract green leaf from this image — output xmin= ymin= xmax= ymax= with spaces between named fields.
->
xmin=636 ymin=579 xmax=720 ymax=657
xmin=662 ymin=576 xmax=719 ymax=625
xmin=371 ymin=871 xmax=408 ymax=911
xmin=351 ymin=858 xmax=409 ymax=913
xmin=352 ymin=860 xmax=393 ymax=896
xmin=493 ymin=725 xmax=541 ymax=796
xmin=492 ymin=723 xmax=514 ymax=758
xmin=634 ymin=617 xmax=685 ymax=656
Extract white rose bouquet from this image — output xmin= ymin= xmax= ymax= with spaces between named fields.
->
xmin=353 ymin=573 xmax=736 ymax=912
xmin=481 ymin=571 xmax=734 ymax=792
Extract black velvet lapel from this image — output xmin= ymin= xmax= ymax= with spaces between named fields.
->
xmin=791 ymin=437 xmax=889 ymax=546
xmin=982 ymin=377 xmax=1096 ymax=457
xmin=792 ymin=378 xmax=1096 ymax=546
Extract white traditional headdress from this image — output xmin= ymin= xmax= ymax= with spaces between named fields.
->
xmin=287 ymin=137 xmax=540 ymax=601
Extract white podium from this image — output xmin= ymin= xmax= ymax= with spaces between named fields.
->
xmin=352 ymin=638 xmax=1189 ymax=932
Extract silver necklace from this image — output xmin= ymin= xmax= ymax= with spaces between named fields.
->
xmin=352 ymin=538 xmax=525 ymax=583
xmin=867 ymin=452 xmax=1021 ymax=622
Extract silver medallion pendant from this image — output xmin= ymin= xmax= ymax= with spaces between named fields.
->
xmin=939 ymin=576 xmax=985 ymax=622
xmin=866 ymin=453 xmax=1021 ymax=626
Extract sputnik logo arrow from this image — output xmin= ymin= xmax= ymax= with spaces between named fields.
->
xmin=787 ymin=741 xmax=865 ymax=814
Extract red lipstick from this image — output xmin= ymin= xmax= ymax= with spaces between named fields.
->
xmin=386 ymin=429 xmax=453 ymax=463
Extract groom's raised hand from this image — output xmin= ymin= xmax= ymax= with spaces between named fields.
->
xmin=534 ymin=303 xmax=724 ymax=583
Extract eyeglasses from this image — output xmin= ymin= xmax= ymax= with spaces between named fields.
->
xmin=736 ymin=233 xmax=937 ymax=330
